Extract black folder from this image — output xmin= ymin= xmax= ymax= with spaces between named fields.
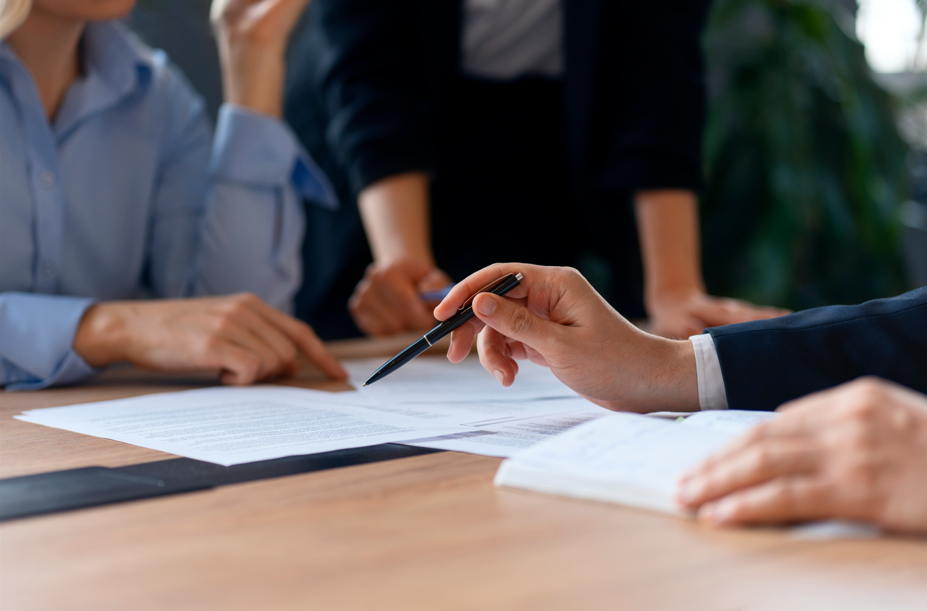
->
xmin=0 ymin=444 xmax=439 ymax=521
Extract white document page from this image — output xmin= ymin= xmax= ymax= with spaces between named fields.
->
xmin=397 ymin=405 xmax=611 ymax=457
xmin=682 ymin=410 xmax=777 ymax=435
xmin=16 ymin=387 xmax=463 ymax=466
xmin=350 ymin=396 xmax=597 ymax=427
xmin=344 ymin=356 xmax=578 ymax=404
xmin=495 ymin=413 xmax=731 ymax=514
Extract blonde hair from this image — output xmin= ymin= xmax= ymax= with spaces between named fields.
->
xmin=0 ymin=0 xmax=31 ymax=40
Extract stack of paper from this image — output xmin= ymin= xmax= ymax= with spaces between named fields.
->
xmin=16 ymin=357 xmax=611 ymax=466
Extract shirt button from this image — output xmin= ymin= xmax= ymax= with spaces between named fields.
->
xmin=39 ymin=170 xmax=56 ymax=189
xmin=41 ymin=261 xmax=56 ymax=278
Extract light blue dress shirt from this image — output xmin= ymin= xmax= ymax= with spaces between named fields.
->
xmin=0 ymin=22 xmax=338 ymax=390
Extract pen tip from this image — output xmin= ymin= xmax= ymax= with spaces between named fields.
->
xmin=362 ymin=383 xmax=367 ymax=387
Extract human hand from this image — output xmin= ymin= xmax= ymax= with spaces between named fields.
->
xmin=349 ymin=260 xmax=452 ymax=337
xmin=211 ymin=0 xmax=311 ymax=117
xmin=647 ymin=289 xmax=790 ymax=339
xmin=676 ymin=378 xmax=927 ymax=534
xmin=434 ymin=263 xmax=699 ymax=412
xmin=73 ymin=293 xmax=346 ymax=385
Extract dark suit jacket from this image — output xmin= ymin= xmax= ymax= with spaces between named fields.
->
xmin=284 ymin=0 xmax=710 ymax=336
xmin=708 ymin=287 xmax=927 ymax=411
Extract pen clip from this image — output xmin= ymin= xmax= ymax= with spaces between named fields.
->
xmin=459 ymin=273 xmax=515 ymax=311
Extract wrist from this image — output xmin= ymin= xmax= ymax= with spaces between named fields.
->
xmin=644 ymin=337 xmax=700 ymax=411
xmin=218 ymin=45 xmax=286 ymax=118
xmin=72 ymin=303 xmax=131 ymax=367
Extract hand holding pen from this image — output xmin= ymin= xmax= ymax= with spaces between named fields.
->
xmin=432 ymin=263 xmax=700 ymax=413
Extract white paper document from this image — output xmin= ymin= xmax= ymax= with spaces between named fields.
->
xmin=16 ymin=387 xmax=462 ymax=466
xmin=496 ymin=413 xmax=733 ymax=515
xmin=682 ymin=409 xmax=777 ymax=435
xmin=344 ymin=356 xmax=578 ymax=404
xmin=397 ymin=403 xmax=611 ymax=457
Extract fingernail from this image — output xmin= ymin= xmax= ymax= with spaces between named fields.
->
xmin=477 ymin=295 xmax=497 ymax=317
xmin=492 ymin=369 xmax=505 ymax=385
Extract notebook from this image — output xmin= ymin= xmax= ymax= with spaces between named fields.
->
xmin=494 ymin=410 xmax=775 ymax=515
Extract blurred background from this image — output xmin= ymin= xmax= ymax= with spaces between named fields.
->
xmin=130 ymin=0 xmax=927 ymax=311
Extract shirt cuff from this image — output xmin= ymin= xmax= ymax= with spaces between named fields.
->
xmin=1 ymin=293 xmax=102 ymax=390
xmin=210 ymin=104 xmax=339 ymax=210
xmin=689 ymin=333 xmax=729 ymax=410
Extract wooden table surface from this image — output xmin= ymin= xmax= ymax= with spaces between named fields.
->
xmin=2 ymin=335 xmax=926 ymax=611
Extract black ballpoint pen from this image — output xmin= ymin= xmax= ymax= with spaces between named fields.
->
xmin=363 ymin=272 xmax=523 ymax=386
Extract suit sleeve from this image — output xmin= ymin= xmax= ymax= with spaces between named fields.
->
xmin=708 ymin=287 xmax=927 ymax=411
xmin=306 ymin=0 xmax=432 ymax=194
xmin=596 ymin=0 xmax=710 ymax=192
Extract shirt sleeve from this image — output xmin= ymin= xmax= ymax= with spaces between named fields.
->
xmin=689 ymin=333 xmax=729 ymax=410
xmin=192 ymin=104 xmax=338 ymax=312
xmin=0 ymin=293 xmax=101 ymax=390
xmin=145 ymin=60 xmax=338 ymax=312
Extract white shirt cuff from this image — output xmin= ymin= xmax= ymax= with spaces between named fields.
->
xmin=689 ymin=334 xmax=729 ymax=410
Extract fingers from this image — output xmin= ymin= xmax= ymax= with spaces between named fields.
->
xmin=471 ymin=293 xmax=560 ymax=353
xmin=225 ymin=304 xmax=299 ymax=377
xmin=212 ymin=343 xmax=264 ymax=386
xmin=244 ymin=297 xmax=346 ymax=380
xmin=350 ymin=264 xmax=437 ymax=335
xmin=447 ymin=318 xmax=483 ymax=363
xmin=677 ymin=439 xmax=821 ymax=509
xmin=434 ymin=263 xmax=536 ymax=321
xmin=477 ymin=326 xmax=519 ymax=386
xmin=696 ymin=477 xmax=835 ymax=527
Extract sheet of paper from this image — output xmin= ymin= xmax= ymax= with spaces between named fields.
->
xmin=349 ymin=396 xmax=598 ymax=427
xmin=681 ymin=409 xmax=777 ymax=435
xmin=397 ymin=405 xmax=611 ymax=457
xmin=502 ymin=413 xmax=731 ymax=496
xmin=16 ymin=387 xmax=462 ymax=466
xmin=344 ymin=356 xmax=578 ymax=404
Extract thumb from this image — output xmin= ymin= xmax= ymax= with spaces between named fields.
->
xmin=473 ymin=293 xmax=559 ymax=351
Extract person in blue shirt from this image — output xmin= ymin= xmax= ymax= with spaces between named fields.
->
xmin=0 ymin=0 xmax=346 ymax=390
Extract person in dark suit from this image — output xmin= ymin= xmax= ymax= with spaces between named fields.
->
xmin=435 ymin=263 xmax=927 ymax=533
xmin=284 ymin=0 xmax=785 ymax=340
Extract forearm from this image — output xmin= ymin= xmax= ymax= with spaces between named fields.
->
xmin=358 ymin=172 xmax=434 ymax=265
xmin=634 ymin=189 xmax=704 ymax=302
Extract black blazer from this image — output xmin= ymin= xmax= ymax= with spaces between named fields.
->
xmin=709 ymin=287 xmax=927 ymax=411
xmin=292 ymin=0 xmax=709 ymax=198
xmin=284 ymin=0 xmax=710 ymax=336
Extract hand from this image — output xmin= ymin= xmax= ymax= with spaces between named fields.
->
xmin=647 ymin=289 xmax=790 ymax=339
xmin=73 ymin=293 xmax=346 ymax=385
xmin=211 ymin=0 xmax=311 ymax=117
xmin=434 ymin=263 xmax=699 ymax=412
xmin=676 ymin=378 xmax=927 ymax=534
xmin=349 ymin=260 xmax=451 ymax=336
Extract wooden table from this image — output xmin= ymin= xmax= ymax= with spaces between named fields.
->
xmin=2 ymin=336 xmax=926 ymax=611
